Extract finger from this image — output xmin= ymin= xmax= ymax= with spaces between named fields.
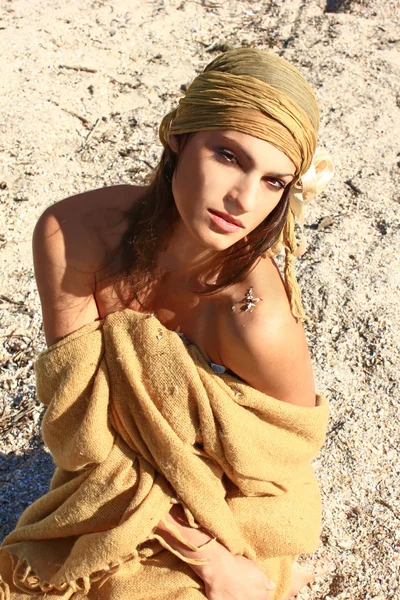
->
xmin=265 ymin=578 xmax=276 ymax=591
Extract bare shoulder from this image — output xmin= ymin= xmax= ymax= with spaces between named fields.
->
xmin=216 ymin=257 xmax=316 ymax=407
xmin=33 ymin=185 xmax=144 ymax=346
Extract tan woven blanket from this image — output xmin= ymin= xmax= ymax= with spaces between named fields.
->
xmin=0 ymin=309 xmax=329 ymax=600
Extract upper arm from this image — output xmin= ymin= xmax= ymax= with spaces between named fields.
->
xmin=33 ymin=185 xmax=143 ymax=346
xmin=217 ymin=259 xmax=316 ymax=407
xmin=32 ymin=194 xmax=105 ymax=346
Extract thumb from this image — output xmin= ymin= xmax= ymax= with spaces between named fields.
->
xmin=265 ymin=578 xmax=276 ymax=591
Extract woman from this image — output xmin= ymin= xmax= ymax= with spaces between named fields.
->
xmin=0 ymin=49 xmax=333 ymax=600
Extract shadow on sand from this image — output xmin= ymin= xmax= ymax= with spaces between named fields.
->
xmin=0 ymin=436 xmax=54 ymax=542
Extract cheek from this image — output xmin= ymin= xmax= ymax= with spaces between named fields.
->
xmin=172 ymin=158 xmax=218 ymax=208
xmin=254 ymin=191 xmax=285 ymax=225
xmin=171 ymin=166 xmax=202 ymax=221
xmin=171 ymin=162 xmax=191 ymax=206
xmin=267 ymin=194 xmax=283 ymax=215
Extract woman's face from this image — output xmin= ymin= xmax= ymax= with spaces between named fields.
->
xmin=170 ymin=130 xmax=296 ymax=252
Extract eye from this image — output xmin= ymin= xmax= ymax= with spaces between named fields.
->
xmin=265 ymin=177 xmax=287 ymax=192
xmin=216 ymin=148 xmax=239 ymax=165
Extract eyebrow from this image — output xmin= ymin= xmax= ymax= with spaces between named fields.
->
xmin=219 ymin=135 xmax=296 ymax=179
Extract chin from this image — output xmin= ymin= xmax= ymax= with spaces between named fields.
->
xmin=203 ymin=231 xmax=244 ymax=252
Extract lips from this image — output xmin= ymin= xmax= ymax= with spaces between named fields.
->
xmin=208 ymin=209 xmax=244 ymax=228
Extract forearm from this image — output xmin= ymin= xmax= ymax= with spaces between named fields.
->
xmin=154 ymin=504 xmax=232 ymax=581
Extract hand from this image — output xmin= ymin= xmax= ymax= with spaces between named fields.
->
xmin=194 ymin=548 xmax=275 ymax=600
xmin=155 ymin=505 xmax=275 ymax=599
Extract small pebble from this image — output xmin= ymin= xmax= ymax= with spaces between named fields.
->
xmin=337 ymin=538 xmax=354 ymax=550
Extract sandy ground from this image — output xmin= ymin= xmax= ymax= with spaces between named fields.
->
xmin=0 ymin=0 xmax=399 ymax=598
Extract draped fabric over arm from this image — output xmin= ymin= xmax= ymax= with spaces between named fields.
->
xmin=0 ymin=309 xmax=329 ymax=600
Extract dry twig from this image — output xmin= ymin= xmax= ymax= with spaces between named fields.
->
xmin=59 ymin=64 xmax=97 ymax=74
xmin=78 ymin=117 xmax=102 ymax=153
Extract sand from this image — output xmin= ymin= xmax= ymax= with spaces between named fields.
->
xmin=0 ymin=0 xmax=399 ymax=598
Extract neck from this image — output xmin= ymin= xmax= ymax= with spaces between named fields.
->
xmin=157 ymin=219 xmax=218 ymax=288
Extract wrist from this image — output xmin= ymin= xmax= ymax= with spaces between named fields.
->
xmin=189 ymin=539 xmax=235 ymax=583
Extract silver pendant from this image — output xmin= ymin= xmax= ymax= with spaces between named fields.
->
xmin=234 ymin=288 xmax=263 ymax=313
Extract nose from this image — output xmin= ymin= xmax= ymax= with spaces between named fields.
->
xmin=225 ymin=174 xmax=259 ymax=213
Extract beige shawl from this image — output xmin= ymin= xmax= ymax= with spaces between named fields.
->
xmin=0 ymin=309 xmax=328 ymax=600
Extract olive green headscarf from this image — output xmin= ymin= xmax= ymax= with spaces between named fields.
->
xmin=159 ymin=49 xmax=332 ymax=319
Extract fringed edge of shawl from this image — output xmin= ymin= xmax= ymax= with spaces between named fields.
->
xmin=0 ymin=510 xmax=218 ymax=598
xmin=0 ymin=548 xmax=142 ymax=598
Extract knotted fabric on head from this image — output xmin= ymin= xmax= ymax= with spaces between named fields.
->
xmin=159 ymin=48 xmax=334 ymax=319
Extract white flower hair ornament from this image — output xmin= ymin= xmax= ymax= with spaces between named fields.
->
xmin=289 ymin=148 xmax=335 ymax=257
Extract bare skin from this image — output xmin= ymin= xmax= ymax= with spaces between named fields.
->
xmin=33 ymin=130 xmax=329 ymax=598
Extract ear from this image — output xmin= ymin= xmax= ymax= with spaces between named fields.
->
xmin=168 ymin=135 xmax=179 ymax=153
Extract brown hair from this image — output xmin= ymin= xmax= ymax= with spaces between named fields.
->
xmin=115 ymin=136 xmax=291 ymax=309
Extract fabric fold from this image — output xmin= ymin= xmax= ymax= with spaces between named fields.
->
xmin=0 ymin=309 xmax=329 ymax=600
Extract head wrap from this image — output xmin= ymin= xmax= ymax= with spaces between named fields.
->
xmin=159 ymin=48 xmax=334 ymax=319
